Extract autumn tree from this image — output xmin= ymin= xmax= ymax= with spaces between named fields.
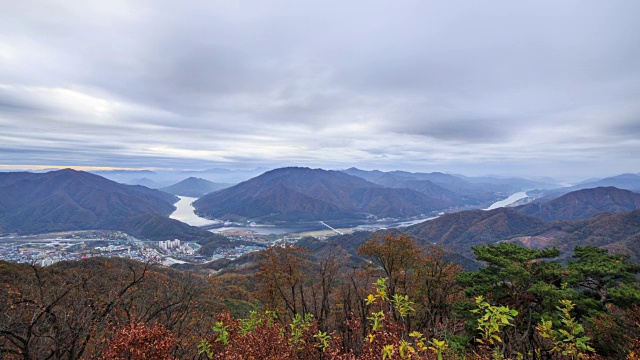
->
xmin=410 ymin=245 xmax=464 ymax=339
xmin=258 ymin=244 xmax=313 ymax=321
xmin=358 ymin=233 xmax=421 ymax=299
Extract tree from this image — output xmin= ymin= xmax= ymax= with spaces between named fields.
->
xmin=569 ymin=246 xmax=640 ymax=307
xmin=457 ymin=243 xmax=564 ymax=358
xmin=258 ymin=244 xmax=312 ymax=321
xmin=358 ymin=234 xmax=420 ymax=299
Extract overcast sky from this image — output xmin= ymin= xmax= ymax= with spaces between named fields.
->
xmin=1 ymin=0 xmax=639 ymax=180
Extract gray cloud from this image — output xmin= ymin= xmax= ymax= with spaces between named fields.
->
xmin=0 ymin=0 xmax=639 ymax=179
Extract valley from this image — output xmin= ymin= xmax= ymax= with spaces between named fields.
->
xmin=4 ymin=167 xmax=639 ymax=267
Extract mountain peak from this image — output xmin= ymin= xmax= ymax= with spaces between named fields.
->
xmin=160 ymin=177 xmax=229 ymax=197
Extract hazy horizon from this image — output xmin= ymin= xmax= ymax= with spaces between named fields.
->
xmin=1 ymin=1 xmax=639 ymax=180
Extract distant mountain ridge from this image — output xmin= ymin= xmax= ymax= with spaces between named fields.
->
xmin=342 ymin=168 xmax=472 ymax=207
xmin=126 ymin=177 xmax=163 ymax=188
xmin=578 ymin=174 xmax=640 ymax=190
xmin=193 ymin=167 xmax=451 ymax=223
xmin=160 ymin=177 xmax=230 ymax=197
xmin=342 ymin=168 xmax=544 ymax=205
xmin=516 ymin=187 xmax=640 ymax=221
xmin=536 ymin=174 xmax=640 ymax=201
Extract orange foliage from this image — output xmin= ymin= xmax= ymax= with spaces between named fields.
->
xmin=100 ymin=323 xmax=176 ymax=360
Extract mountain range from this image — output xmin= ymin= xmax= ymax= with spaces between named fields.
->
xmin=2 ymin=167 xmax=640 ymax=265
xmin=342 ymin=168 xmax=557 ymax=205
xmin=313 ymin=186 xmax=640 ymax=266
xmin=193 ymin=167 xmax=452 ymax=223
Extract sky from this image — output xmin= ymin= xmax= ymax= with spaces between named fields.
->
xmin=1 ymin=0 xmax=639 ymax=181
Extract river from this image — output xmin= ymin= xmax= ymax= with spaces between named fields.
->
xmin=484 ymin=191 xmax=529 ymax=210
xmin=169 ymin=196 xmax=221 ymax=227
xmin=169 ymin=191 xmax=529 ymax=236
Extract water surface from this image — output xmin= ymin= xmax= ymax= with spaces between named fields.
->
xmin=169 ymin=196 xmax=220 ymax=227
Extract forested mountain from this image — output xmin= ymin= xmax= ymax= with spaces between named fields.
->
xmin=516 ymin=186 xmax=640 ymax=221
xmin=160 ymin=177 xmax=230 ymax=197
xmin=193 ymin=167 xmax=450 ymax=222
xmin=0 ymin=169 xmax=177 ymax=234
xmin=342 ymin=169 xmax=472 ymax=206
xmin=0 ymin=169 xmax=235 ymax=246
xmin=309 ymin=199 xmax=640 ymax=267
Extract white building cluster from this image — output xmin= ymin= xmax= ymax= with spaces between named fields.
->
xmin=159 ymin=239 xmax=181 ymax=251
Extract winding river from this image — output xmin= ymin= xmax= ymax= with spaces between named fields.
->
xmin=169 ymin=196 xmax=220 ymax=227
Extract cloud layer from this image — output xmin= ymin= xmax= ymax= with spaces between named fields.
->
xmin=1 ymin=0 xmax=639 ymax=179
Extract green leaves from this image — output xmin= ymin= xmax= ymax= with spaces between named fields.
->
xmin=313 ymin=330 xmax=330 ymax=352
xmin=239 ymin=310 xmax=263 ymax=335
xmin=289 ymin=313 xmax=314 ymax=348
xmin=472 ymin=295 xmax=518 ymax=346
xmin=536 ymin=299 xmax=595 ymax=359
xmin=391 ymin=293 xmax=415 ymax=318
xmin=367 ymin=310 xmax=385 ymax=331
xmin=213 ymin=320 xmax=230 ymax=345
xmin=569 ymin=245 xmax=640 ymax=307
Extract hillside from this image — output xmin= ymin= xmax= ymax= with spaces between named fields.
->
xmin=344 ymin=170 xmax=471 ymax=207
xmin=516 ymin=187 xmax=640 ymax=221
xmin=160 ymin=177 xmax=230 ymax=197
xmin=544 ymin=209 xmax=640 ymax=262
xmin=320 ymin=204 xmax=640 ymax=267
xmin=193 ymin=167 xmax=450 ymax=223
xmin=402 ymin=208 xmax=548 ymax=257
